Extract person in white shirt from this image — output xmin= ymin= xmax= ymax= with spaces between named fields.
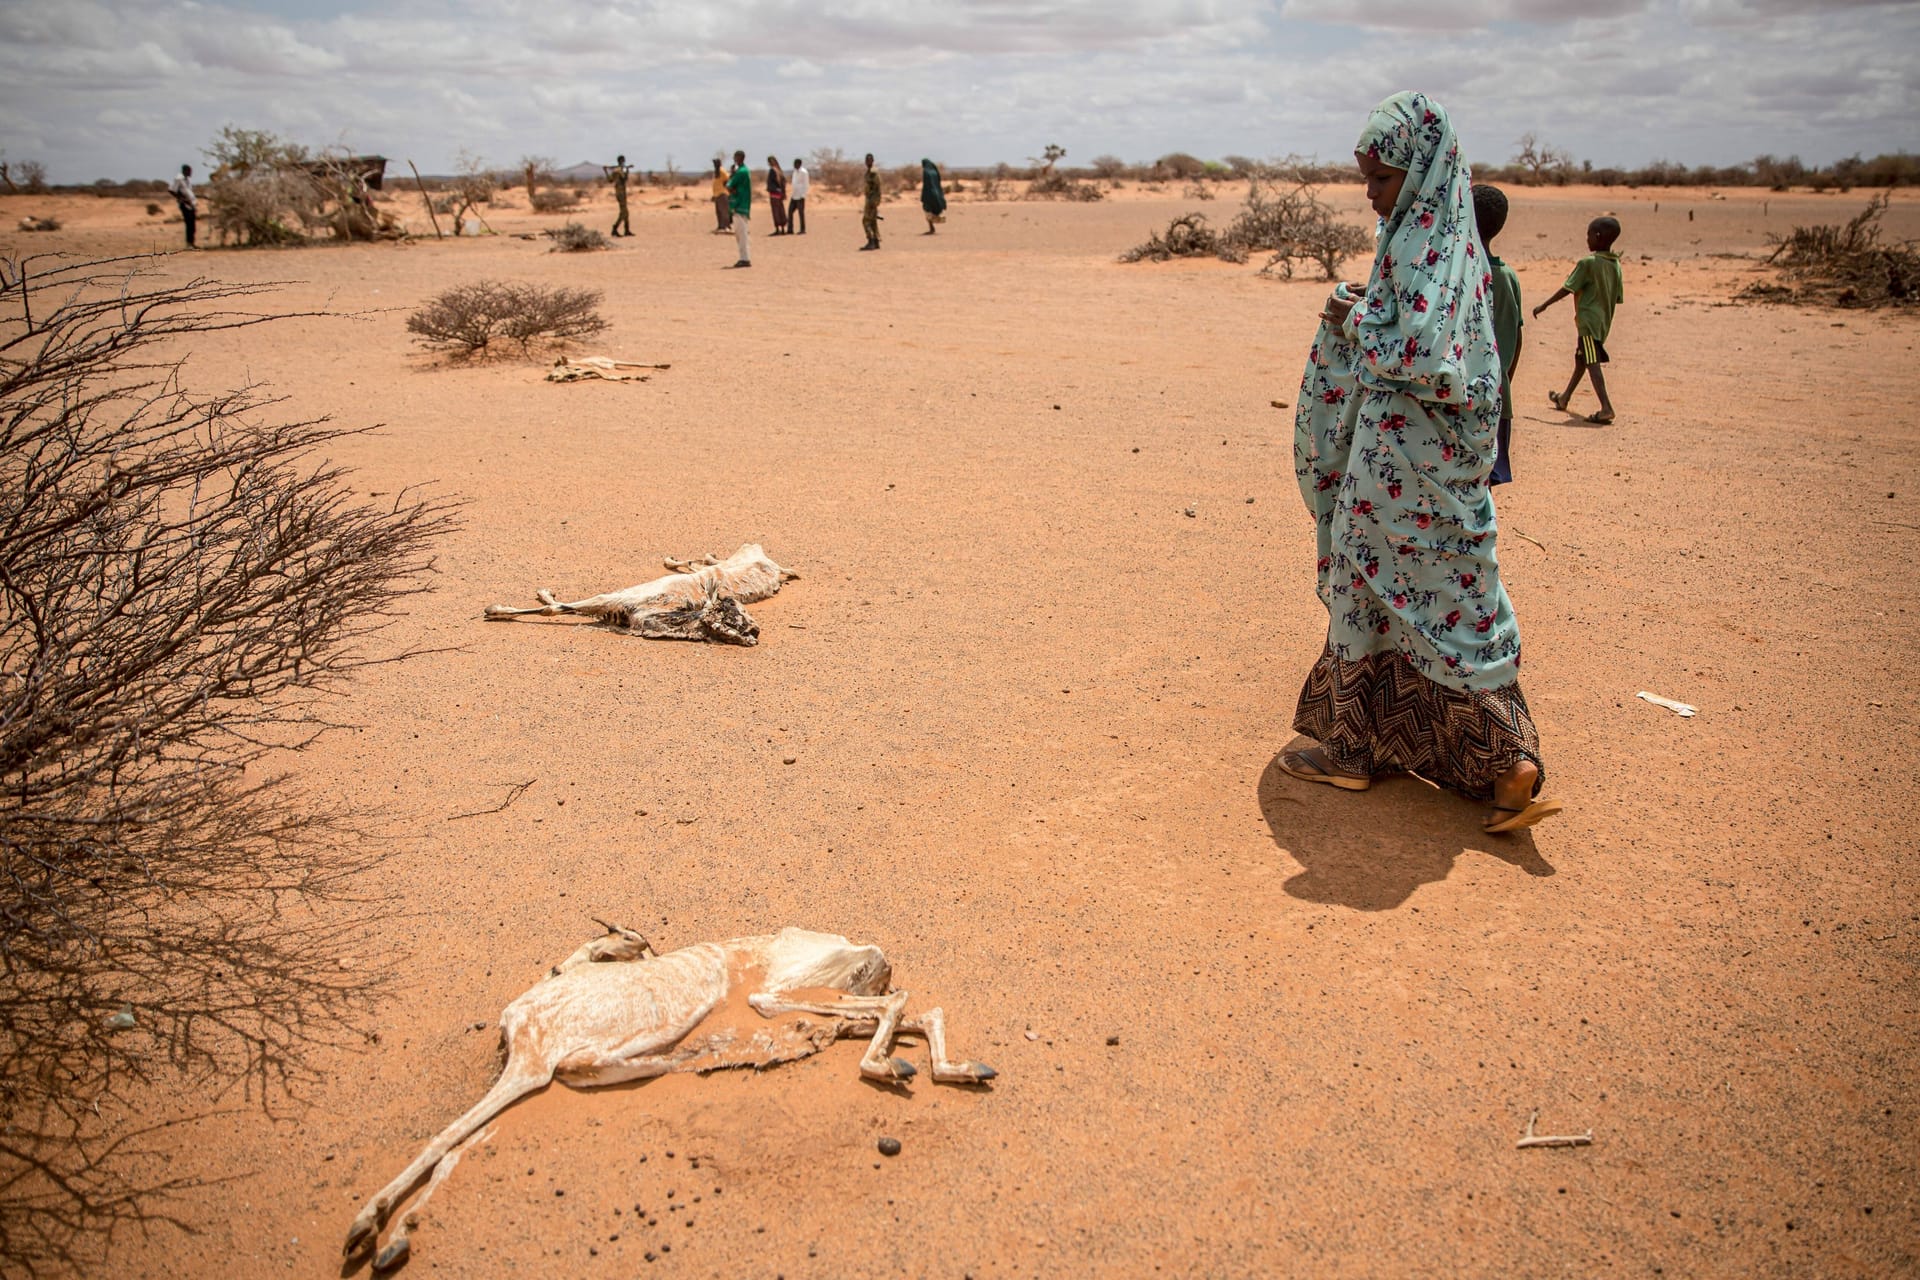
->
xmin=167 ymin=163 xmax=198 ymax=248
xmin=788 ymin=158 xmax=810 ymax=236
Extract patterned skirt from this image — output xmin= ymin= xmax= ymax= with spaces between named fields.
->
xmin=1293 ymin=647 xmax=1544 ymax=800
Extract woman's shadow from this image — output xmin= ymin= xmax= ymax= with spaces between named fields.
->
xmin=1259 ymin=747 xmax=1555 ymax=911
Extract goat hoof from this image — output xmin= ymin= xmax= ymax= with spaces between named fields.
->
xmin=373 ymin=1237 xmax=411 ymax=1272
xmin=890 ymin=1056 xmax=917 ymax=1079
xmin=968 ymin=1063 xmax=997 ymax=1082
xmin=344 ymin=1219 xmax=377 ymax=1258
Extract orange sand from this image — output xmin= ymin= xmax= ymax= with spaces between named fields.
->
xmin=2 ymin=181 xmax=1916 ymax=1277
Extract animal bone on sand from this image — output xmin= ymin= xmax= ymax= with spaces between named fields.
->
xmin=482 ymin=544 xmax=795 ymax=645
xmin=343 ymin=925 xmax=994 ymax=1268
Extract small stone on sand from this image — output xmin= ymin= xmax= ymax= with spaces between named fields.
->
xmin=878 ymin=1137 xmax=902 ymax=1156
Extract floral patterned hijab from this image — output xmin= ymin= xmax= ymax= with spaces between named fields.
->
xmin=1345 ymin=91 xmax=1499 ymax=411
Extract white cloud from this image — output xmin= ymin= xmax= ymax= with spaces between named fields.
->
xmin=0 ymin=0 xmax=1912 ymax=181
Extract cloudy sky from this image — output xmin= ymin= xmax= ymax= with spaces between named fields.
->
xmin=2 ymin=0 xmax=1915 ymax=182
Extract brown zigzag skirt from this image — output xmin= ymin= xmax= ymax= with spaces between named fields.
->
xmin=1293 ymin=647 xmax=1544 ymax=801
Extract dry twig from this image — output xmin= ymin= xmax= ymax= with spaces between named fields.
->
xmin=448 ymin=779 xmax=538 ymax=821
xmin=1516 ymin=1111 xmax=1594 ymax=1149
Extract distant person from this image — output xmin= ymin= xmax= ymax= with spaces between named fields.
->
xmin=766 ymin=156 xmax=789 ymax=235
xmin=168 ymin=163 xmax=198 ymax=249
xmin=1473 ymin=184 xmax=1522 ymax=484
xmin=860 ymin=153 xmax=881 ymax=251
xmin=728 ymin=149 xmax=752 ymax=267
xmin=1534 ymin=216 xmax=1623 ymax=424
xmin=605 ymin=154 xmax=634 ymax=237
xmin=711 ymin=158 xmax=732 ymax=233
xmin=1286 ymin=90 xmax=1558 ymax=834
xmin=920 ymin=158 xmax=946 ymax=235
xmin=788 ymin=157 xmax=809 ymax=234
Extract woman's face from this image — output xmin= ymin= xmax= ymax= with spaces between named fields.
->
xmin=1357 ymin=151 xmax=1408 ymax=219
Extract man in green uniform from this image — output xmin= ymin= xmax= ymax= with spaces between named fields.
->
xmin=728 ymin=149 xmax=753 ymax=267
xmin=604 ymin=155 xmax=633 ymax=237
xmin=860 ymin=152 xmax=881 ymax=251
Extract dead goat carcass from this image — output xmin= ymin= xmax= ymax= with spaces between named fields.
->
xmin=343 ymin=925 xmax=994 ymax=1270
xmin=483 ymin=543 xmax=794 ymax=645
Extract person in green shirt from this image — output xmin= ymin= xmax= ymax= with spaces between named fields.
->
xmin=1534 ymin=215 xmax=1623 ymax=424
xmin=1473 ymin=184 xmax=1522 ymax=484
xmin=727 ymin=149 xmax=753 ymax=268
xmin=860 ymin=153 xmax=882 ymax=251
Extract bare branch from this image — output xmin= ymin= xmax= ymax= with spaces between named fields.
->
xmin=0 ymin=255 xmax=460 ymax=1269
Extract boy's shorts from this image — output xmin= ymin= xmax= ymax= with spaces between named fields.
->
xmin=1577 ymin=334 xmax=1610 ymax=365
xmin=1490 ymin=414 xmax=1513 ymax=487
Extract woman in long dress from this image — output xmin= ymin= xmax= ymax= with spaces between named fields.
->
xmin=920 ymin=159 xmax=946 ymax=235
xmin=766 ymin=156 xmax=789 ymax=235
xmin=1285 ymin=90 xmax=1562 ymax=833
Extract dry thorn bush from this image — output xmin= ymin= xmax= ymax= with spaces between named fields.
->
xmin=1119 ymin=212 xmax=1226 ymax=262
xmin=1743 ymin=192 xmax=1916 ymax=308
xmin=1121 ymin=162 xmax=1371 ymax=279
xmin=0 ymin=253 xmax=458 ymax=1270
xmin=544 ymin=222 xmax=609 ymax=253
xmin=529 ymin=189 xmax=582 ymax=213
xmin=406 ymin=280 xmax=608 ymax=356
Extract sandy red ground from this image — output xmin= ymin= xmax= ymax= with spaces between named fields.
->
xmin=3 ymin=179 xmax=1917 ymax=1277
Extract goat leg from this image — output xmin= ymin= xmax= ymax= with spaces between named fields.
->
xmin=344 ymin=1062 xmax=552 ymax=1259
xmin=900 ymin=1008 xmax=997 ymax=1084
xmin=747 ymin=991 xmax=919 ymax=1082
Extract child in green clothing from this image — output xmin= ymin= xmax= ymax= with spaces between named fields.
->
xmin=1472 ymin=184 xmax=1522 ymax=485
xmin=1534 ymin=215 xmax=1623 ymax=425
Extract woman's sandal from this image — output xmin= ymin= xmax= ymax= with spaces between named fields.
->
xmin=1484 ymin=796 xmax=1565 ymax=833
xmin=1279 ymin=746 xmax=1372 ymax=792
xmin=1586 ymin=411 xmax=1615 ymax=425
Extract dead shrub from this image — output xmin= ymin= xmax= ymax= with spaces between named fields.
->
xmin=808 ymin=147 xmax=863 ymax=196
xmin=206 ymin=166 xmax=318 ymax=246
xmin=1024 ymin=171 xmax=1105 ymax=202
xmin=1120 ymin=164 xmax=1372 ymax=279
xmin=529 ymin=188 xmax=581 ymax=213
xmin=1119 ymin=212 xmax=1226 ymax=262
xmin=406 ymin=280 xmax=608 ymax=356
xmin=0 ymin=254 xmax=457 ymax=1268
xmin=1236 ymin=164 xmax=1374 ymax=279
xmin=544 ymin=222 xmax=608 ymax=252
xmin=1742 ymin=192 xmax=1916 ymax=308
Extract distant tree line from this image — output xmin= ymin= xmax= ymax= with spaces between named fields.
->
xmin=15 ymin=132 xmax=1916 ymax=199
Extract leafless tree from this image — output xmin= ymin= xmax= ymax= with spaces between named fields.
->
xmin=0 ymin=158 xmax=48 ymax=195
xmin=0 ymin=253 xmax=458 ymax=1271
xmin=518 ymin=154 xmax=556 ymax=206
xmin=1513 ymin=132 xmax=1574 ymax=186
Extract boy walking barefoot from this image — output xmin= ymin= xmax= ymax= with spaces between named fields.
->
xmin=1473 ymin=184 xmax=1522 ymax=484
xmin=1534 ymin=215 xmax=1624 ymax=424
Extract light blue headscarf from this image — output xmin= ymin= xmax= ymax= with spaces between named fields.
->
xmin=1347 ymin=90 xmax=1501 ymax=413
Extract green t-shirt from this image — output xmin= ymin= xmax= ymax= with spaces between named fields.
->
xmin=1488 ymin=255 xmax=1523 ymax=421
xmin=728 ymin=164 xmax=752 ymax=218
xmin=1563 ymin=251 xmax=1623 ymax=342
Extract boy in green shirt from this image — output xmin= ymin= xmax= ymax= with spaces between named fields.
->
xmin=1473 ymin=184 xmax=1521 ymax=485
xmin=1534 ymin=215 xmax=1623 ymax=425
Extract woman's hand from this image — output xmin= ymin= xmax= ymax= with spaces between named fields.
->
xmin=1319 ymin=287 xmax=1359 ymax=326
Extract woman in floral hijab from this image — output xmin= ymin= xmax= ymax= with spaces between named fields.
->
xmin=1285 ymin=90 xmax=1561 ymax=832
